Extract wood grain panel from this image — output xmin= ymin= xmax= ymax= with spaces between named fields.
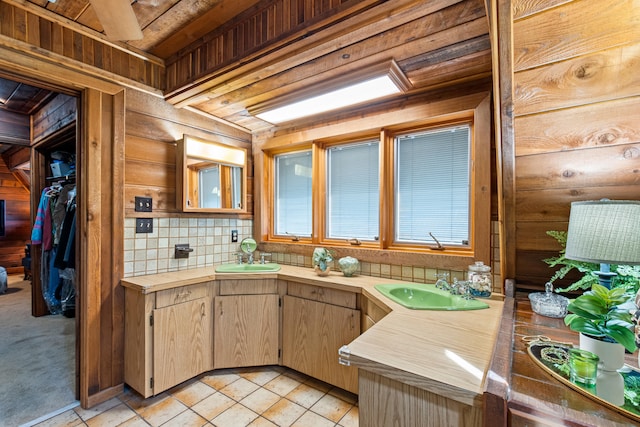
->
xmin=124 ymin=186 xmax=175 ymax=213
xmin=405 ymin=49 xmax=492 ymax=88
xmin=515 ymin=220 xmax=568 ymax=252
xmin=218 ymin=279 xmax=278 ymax=295
xmin=0 ymin=2 xmax=164 ymax=90
xmin=515 ymin=143 xmax=640 ymax=191
xmin=213 ymin=294 xmax=279 ymax=368
xmin=124 ymin=136 xmax=175 ymax=164
xmin=282 ymin=295 xmax=359 ymax=393
xmin=155 ymin=282 xmax=210 ymax=308
xmin=123 ymin=289 xmax=154 ymax=398
xmin=195 ymin=2 xmax=488 ymax=119
xmin=358 ymin=370 xmax=482 ymax=427
xmin=515 ymin=186 xmax=639 ymax=223
xmin=124 ymin=159 xmax=175 ymax=188
xmin=287 ymin=281 xmax=357 ymax=308
xmin=0 ymin=109 xmax=29 ymax=144
xmin=514 ymin=44 xmax=640 ymax=116
xmin=513 ymin=0 xmax=640 ymax=71
xmin=164 ymin=0 xmax=384 ymax=93
xmin=515 ymin=249 xmax=573 ymax=289
xmin=153 ymin=297 xmax=213 ymax=393
xmin=512 ymin=0 xmax=572 ymax=20
xmin=514 ymin=97 xmax=640 ymax=156
xmin=32 ymin=93 xmax=77 ymax=143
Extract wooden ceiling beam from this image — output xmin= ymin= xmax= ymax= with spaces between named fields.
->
xmin=192 ymin=15 xmax=490 ymax=132
xmin=165 ymin=0 xmax=463 ymax=106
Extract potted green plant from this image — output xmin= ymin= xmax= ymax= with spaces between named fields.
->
xmin=312 ymin=247 xmax=336 ymax=276
xmin=564 ymin=283 xmax=636 ymax=373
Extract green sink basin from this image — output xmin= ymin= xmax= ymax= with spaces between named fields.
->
xmin=215 ymin=263 xmax=281 ymax=273
xmin=375 ymin=283 xmax=489 ymax=310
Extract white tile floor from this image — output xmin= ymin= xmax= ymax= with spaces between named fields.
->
xmin=33 ymin=366 xmax=358 ymax=427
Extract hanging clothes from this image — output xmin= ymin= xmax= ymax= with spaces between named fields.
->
xmin=31 ymin=183 xmax=76 ymax=315
xmin=54 ymin=197 xmax=76 ymax=270
xmin=31 ymin=188 xmax=50 ymax=245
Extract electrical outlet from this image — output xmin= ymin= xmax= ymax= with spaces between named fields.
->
xmin=135 ymin=196 xmax=153 ymax=212
xmin=231 ymin=230 xmax=238 ymax=242
xmin=136 ymin=218 xmax=153 ymax=233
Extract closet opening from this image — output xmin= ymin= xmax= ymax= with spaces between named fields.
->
xmin=0 ymin=72 xmax=81 ymax=424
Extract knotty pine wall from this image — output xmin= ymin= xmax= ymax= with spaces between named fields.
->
xmin=124 ymin=90 xmax=252 ymax=216
xmin=0 ymin=158 xmax=29 ymax=275
xmin=0 ymin=1 xmax=164 ymax=91
xmin=123 ymin=90 xmax=254 ymax=278
xmin=510 ymin=0 xmax=640 ymax=290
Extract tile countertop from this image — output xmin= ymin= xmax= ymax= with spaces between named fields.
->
xmin=121 ymin=264 xmax=505 ymax=407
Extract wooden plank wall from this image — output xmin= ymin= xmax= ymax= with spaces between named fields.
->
xmin=124 ymin=90 xmax=252 ymax=216
xmin=0 ymin=1 xmax=164 ymax=90
xmin=32 ymin=93 xmax=77 ymax=144
xmin=164 ymin=0 xmax=376 ymax=94
xmin=0 ymin=109 xmax=29 ymax=145
xmin=511 ymin=0 xmax=640 ymax=290
xmin=0 ymin=156 xmax=29 ymax=274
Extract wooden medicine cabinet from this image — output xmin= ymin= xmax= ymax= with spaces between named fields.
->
xmin=177 ymin=135 xmax=248 ymax=213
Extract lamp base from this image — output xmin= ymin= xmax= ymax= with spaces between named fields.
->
xmin=594 ymin=263 xmax=617 ymax=289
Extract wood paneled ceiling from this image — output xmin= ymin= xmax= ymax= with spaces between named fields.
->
xmin=26 ymin=0 xmax=265 ymax=58
xmin=3 ymin=0 xmax=492 ymax=139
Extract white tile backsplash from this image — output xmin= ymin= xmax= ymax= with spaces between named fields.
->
xmin=123 ymin=218 xmax=502 ymax=293
xmin=123 ymin=217 xmax=253 ymax=277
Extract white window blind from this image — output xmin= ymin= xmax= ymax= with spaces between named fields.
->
xmin=274 ymin=151 xmax=312 ymax=237
xmin=327 ymin=141 xmax=379 ymax=240
xmin=395 ymin=126 xmax=470 ymax=245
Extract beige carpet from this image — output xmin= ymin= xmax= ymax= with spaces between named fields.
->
xmin=0 ymin=275 xmax=76 ymax=426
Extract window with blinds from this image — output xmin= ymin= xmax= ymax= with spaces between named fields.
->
xmin=267 ymin=119 xmax=485 ymax=254
xmin=395 ymin=126 xmax=470 ymax=246
xmin=274 ymin=150 xmax=312 ymax=237
xmin=327 ymin=141 xmax=380 ymax=240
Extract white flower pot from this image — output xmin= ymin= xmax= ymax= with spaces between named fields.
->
xmin=579 ymin=333 xmax=625 ymax=372
xmin=579 ymin=333 xmax=626 ymax=405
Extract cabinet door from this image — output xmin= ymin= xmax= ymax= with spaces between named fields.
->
xmin=153 ymin=297 xmax=213 ymax=394
xmin=283 ymin=295 xmax=360 ymax=393
xmin=214 ymin=294 xmax=280 ymax=369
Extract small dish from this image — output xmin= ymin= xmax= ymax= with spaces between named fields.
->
xmin=529 ymin=282 xmax=569 ymax=318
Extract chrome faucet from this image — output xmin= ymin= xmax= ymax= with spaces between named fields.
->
xmin=260 ymin=253 xmax=272 ymax=264
xmin=235 ymin=252 xmax=245 ymax=264
xmin=247 ymin=254 xmax=254 ymax=264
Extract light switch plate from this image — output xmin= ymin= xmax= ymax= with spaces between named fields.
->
xmin=136 ymin=218 xmax=153 ymax=233
xmin=135 ymin=196 xmax=152 ymax=212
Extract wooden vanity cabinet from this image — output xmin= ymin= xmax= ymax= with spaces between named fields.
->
xmin=214 ymin=279 xmax=281 ymax=369
xmin=124 ymin=282 xmax=214 ymax=398
xmin=282 ymin=282 xmax=360 ymax=393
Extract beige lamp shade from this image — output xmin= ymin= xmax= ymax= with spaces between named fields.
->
xmin=565 ymin=200 xmax=640 ymax=265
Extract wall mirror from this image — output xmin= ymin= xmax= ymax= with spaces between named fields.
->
xmin=177 ymin=135 xmax=248 ymax=212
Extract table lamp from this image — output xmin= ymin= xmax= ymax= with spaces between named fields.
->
xmin=564 ymin=200 xmax=640 ymax=288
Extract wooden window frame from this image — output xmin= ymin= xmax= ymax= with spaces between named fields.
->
xmin=259 ymin=93 xmax=491 ymax=267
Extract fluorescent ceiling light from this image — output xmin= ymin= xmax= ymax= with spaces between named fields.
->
xmin=256 ymin=75 xmax=402 ymax=124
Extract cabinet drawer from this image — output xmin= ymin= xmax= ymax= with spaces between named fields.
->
xmin=287 ymin=282 xmax=356 ymax=309
xmin=219 ymin=279 xmax=278 ymax=295
xmin=156 ymin=282 xmax=210 ymax=308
